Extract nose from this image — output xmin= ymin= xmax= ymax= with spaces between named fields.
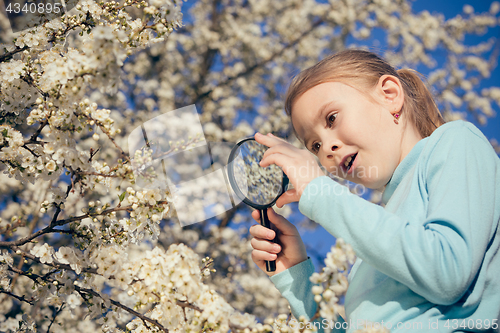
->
xmin=323 ymin=141 xmax=339 ymax=159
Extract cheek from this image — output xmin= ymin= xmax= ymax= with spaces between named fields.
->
xmin=376 ymin=149 xmax=400 ymax=181
xmin=362 ymin=146 xmax=393 ymax=178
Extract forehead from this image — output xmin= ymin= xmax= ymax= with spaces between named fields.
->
xmin=290 ymin=82 xmax=348 ymax=140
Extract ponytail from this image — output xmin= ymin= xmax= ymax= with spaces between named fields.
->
xmin=285 ymin=50 xmax=446 ymax=138
xmin=396 ymin=69 xmax=445 ymax=138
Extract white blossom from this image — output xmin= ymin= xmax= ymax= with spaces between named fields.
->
xmin=0 ymin=0 xmax=498 ymax=331
xmin=30 ymin=244 xmax=55 ymax=264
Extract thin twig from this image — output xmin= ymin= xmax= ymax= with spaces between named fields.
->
xmin=22 ymin=144 xmax=39 ymax=158
xmin=47 ymin=304 xmax=65 ymax=333
xmin=21 ymin=75 xmax=49 ymax=99
xmin=176 ymin=300 xmax=202 ymax=313
xmin=9 ymin=245 xmax=98 ymax=275
xmin=75 ymin=285 xmax=170 ymax=333
xmin=76 ymin=171 xmax=122 ymax=178
xmin=75 ymin=111 xmax=130 ymax=162
xmin=7 ymin=265 xmax=169 ymax=331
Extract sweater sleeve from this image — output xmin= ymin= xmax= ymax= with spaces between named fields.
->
xmin=298 ymin=123 xmax=498 ymax=306
xmin=269 ymin=258 xmax=317 ymax=321
xmin=269 ymin=258 xmax=346 ymax=333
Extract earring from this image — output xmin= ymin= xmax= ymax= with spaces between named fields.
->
xmin=393 ymin=113 xmax=400 ymax=124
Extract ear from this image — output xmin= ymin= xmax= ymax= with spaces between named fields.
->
xmin=376 ymin=75 xmax=404 ymax=113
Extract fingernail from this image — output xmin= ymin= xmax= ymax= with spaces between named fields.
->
xmin=273 ymin=245 xmax=281 ymax=252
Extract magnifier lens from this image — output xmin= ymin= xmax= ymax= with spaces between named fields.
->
xmin=228 ymin=138 xmax=287 ymax=272
xmin=233 ymin=140 xmax=283 ymax=206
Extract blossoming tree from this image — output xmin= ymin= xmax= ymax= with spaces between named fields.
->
xmin=0 ymin=0 xmax=499 ymax=332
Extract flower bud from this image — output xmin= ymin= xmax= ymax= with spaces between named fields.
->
xmin=312 ymin=285 xmax=323 ymax=295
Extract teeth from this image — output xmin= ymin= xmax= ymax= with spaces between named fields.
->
xmin=344 ymin=156 xmax=352 ymax=167
xmin=344 ymin=154 xmax=357 ymax=170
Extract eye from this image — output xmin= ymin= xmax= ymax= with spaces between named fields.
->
xmin=311 ymin=142 xmax=321 ymax=153
xmin=327 ymin=113 xmax=337 ymax=127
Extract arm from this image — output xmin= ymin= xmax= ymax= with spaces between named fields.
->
xmin=249 ymin=208 xmax=345 ymax=332
xmin=270 ymin=258 xmax=318 ymax=322
xmin=270 ymin=258 xmax=346 ymax=333
xmin=298 ymin=123 xmax=498 ymax=305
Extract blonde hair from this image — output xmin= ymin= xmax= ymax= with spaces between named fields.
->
xmin=285 ymin=49 xmax=445 ymax=138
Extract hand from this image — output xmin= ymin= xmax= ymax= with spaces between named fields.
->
xmin=255 ymin=132 xmax=325 ymax=207
xmin=249 ymin=207 xmax=308 ymax=276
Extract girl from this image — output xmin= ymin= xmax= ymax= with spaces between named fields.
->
xmin=249 ymin=50 xmax=500 ymax=332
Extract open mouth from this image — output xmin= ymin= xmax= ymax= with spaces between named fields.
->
xmin=343 ymin=153 xmax=357 ymax=173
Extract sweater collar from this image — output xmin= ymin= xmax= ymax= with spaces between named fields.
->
xmin=381 ymin=137 xmax=428 ymax=205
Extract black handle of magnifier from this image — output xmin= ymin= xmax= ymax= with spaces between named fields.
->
xmin=260 ymin=208 xmax=277 ymax=272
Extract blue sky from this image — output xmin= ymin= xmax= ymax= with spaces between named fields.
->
xmin=410 ymin=0 xmax=500 ymax=145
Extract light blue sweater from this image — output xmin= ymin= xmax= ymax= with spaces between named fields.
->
xmin=269 ymin=120 xmax=500 ymax=332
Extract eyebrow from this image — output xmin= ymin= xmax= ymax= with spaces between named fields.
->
xmin=303 ymin=100 xmax=336 ymax=149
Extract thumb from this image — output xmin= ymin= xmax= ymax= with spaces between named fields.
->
xmin=276 ymin=189 xmax=300 ymax=208
xmin=266 ymin=208 xmax=298 ymax=236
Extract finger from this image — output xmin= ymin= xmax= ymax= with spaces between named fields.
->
xmin=249 ymin=223 xmax=275 ymax=240
xmin=259 ymin=152 xmax=289 ymax=168
xmin=252 ymin=249 xmax=278 ymax=263
xmin=250 ymin=237 xmax=281 ymax=253
xmin=255 ymin=132 xmax=287 ymax=148
xmin=267 ymin=133 xmax=289 ymax=144
xmin=261 ymin=144 xmax=297 ymax=161
xmin=275 ymin=189 xmax=300 ymax=208
xmin=251 ymin=209 xmax=260 ymax=221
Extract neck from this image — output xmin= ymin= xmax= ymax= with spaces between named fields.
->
xmin=399 ymin=122 xmax=423 ymax=165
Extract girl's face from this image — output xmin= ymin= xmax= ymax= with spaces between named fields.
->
xmin=291 ymin=80 xmax=415 ymax=190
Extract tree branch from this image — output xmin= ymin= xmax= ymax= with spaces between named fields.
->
xmin=191 ymin=0 xmax=222 ymax=99
xmin=0 ymin=204 xmax=133 ymax=248
xmin=192 ymin=17 xmax=325 ymax=105
xmin=0 ymin=46 xmax=28 ymax=63
xmin=0 ymin=289 xmax=35 ymax=305
xmin=29 ymin=118 xmax=49 ymax=143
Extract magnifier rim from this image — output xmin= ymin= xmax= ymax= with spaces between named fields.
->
xmin=227 ymin=137 xmax=285 ymax=210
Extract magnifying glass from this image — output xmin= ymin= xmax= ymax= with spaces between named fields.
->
xmin=227 ymin=137 xmax=289 ymax=272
